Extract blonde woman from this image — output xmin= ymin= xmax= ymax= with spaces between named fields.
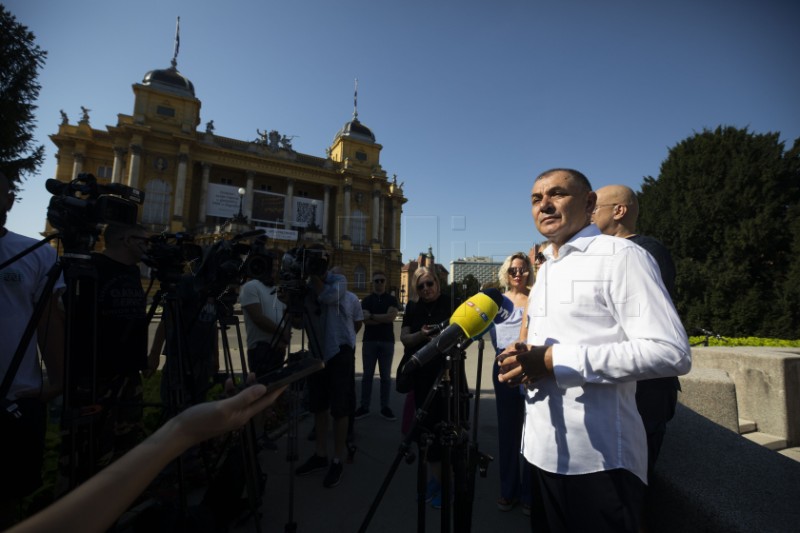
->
xmin=491 ymin=252 xmax=533 ymax=514
xmin=398 ymin=266 xmax=464 ymax=509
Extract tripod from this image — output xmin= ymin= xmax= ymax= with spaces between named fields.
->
xmin=358 ymin=337 xmax=490 ymax=533
xmin=264 ymin=287 xmax=324 ymax=533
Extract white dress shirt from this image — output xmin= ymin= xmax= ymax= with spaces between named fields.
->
xmin=523 ymin=224 xmax=691 ymax=484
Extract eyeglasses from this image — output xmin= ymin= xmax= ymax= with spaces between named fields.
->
xmin=508 ymin=267 xmax=528 ymax=277
xmin=417 ymin=280 xmax=435 ymax=290
xmin=592 ymin=204 xmax=617 ymax=213
xmin=373 ymin=279 xmax=386 ymax=284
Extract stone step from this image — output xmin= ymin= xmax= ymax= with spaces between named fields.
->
xmin=738 ymin=418 xmax=756 ymax=433
xmin=778 ymin=447 xmax=800 ymax=463
xmin=742 ymin=431 xmax=787 ymax=451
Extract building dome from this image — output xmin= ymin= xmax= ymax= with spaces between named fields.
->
xmin=336 ymin=118 xmax=376 ymax=143
xmin=142 ymin=65 xmax=195 ymax=97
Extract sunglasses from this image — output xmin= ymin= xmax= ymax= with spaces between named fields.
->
xmin=508 ymin=267 xmax=528 ymax=277
xmin=417 ymin=280 xmax=435 ymax=290
xmin=373 ymin=279 xmax=386 ymax=284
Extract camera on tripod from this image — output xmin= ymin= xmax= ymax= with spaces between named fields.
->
xmin=46 ymin=173 xmax=143 ymax=252
xmin=278 ymin=245 xmax=329 ymax=292
xmin=193 ymin=232 xmax=274 ymax=299
xmin=141 ymin=232 xmax=200 ymax=285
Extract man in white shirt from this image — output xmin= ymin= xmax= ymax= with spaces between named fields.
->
xmin=498 ymin=168 xmax=691 ymax=532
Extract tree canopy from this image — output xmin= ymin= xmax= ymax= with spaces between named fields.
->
xmin=0 ymin=5 xmax=46 ymax=190
xmin=638 ymin=126 xmax=800 ymax=339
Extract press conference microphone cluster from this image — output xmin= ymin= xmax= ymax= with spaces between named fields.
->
xmin=401 ymin=288 xmax=513 ymax=375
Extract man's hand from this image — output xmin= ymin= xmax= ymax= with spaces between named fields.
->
xmin=497 ymin=343 xmax=552 ymax=386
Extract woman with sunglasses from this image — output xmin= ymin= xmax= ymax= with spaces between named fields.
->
xmin=398 ymin=266 xmax=464 ymax=509
xmin=491 ymin=252 xmax=534 ymax=515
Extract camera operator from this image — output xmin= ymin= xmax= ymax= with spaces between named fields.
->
xmin=0 ymin=170 xmax=65 ymax=528
xmin=293 ymin=246 xmax=356 ymax=488
xmin=239 ymin=252 xmax=288 ymax=377
xmin=61 ymin=222 xmax=150 ymax=482
xmin=149 ymin=272 xmax=221 ymax=413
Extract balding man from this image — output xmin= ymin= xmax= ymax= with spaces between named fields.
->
xmin=592 ymin=184 xmax=679 ymax=479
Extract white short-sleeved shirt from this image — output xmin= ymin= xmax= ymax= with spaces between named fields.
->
xmin=1 ymin=231 xmax=65 ymax=400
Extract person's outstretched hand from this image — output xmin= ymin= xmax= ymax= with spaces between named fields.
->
xmin=174 ymin=377 xmax=287 ymax=448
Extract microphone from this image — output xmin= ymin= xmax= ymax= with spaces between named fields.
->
xmin=402 ymin=288 xmax=505 ymax=375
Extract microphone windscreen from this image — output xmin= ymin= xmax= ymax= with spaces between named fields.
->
xmin=449 ymin=291 xmax=500 ymax=339
xmin=494 ymin=294 xmax=515 ymax=324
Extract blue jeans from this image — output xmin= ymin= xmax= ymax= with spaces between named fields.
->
xmin=360 ymin=341 xmax=395 ymax=410
xmin=492 ymin=357 xmax=532 ymax=505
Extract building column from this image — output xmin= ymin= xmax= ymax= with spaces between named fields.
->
xmin=71 ymin=153 xmax=84 ymax=180
xmin=371 ymin=189 xmax=381 ymax=243
xmin=127 ymin=144 xmax=142 ymax=189
xmin=323 ymin=185 xmax=331 ymax=237
xmin=245 ymin=171 xmax=255 ymax=218
xmin=111 ymin=147 xmax=126 ymax=184
xmin=343 ymin=183 xmax=352 ymax=239
xmin=173 ymin=153 xmax=188 ymax=219
xmin=284 ymin=178 xmax=294 ymax=228
xmin=392 ymin=199 xmax=401 ymax=250
xmin=198 ymin=162 xmax=211 ymax=224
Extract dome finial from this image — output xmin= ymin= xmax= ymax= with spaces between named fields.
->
xmin=171 ymin=16 xmax=181 ymax=69
xmin=353 ymin=77 xmax=359 ymax=120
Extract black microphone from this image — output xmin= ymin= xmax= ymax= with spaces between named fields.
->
xmin=401 ymin=288 xmax=505 ymax=375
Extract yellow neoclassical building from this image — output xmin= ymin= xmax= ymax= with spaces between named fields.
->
xmin=48 ymin=54 xmax=407 ymax=298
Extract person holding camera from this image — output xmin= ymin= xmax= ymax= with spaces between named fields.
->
xmin=294 ymin=249 xmax=357 ymax=488
xmin=61 ymin=223 xmax=150 ymax=483
xmin=240 ymin=253 xmax=288 ymax=378
xmin=0 ymin=170 xmax=65 ymax=528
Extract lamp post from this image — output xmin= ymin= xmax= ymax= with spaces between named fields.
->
xmin=399 ymin=285 xmax=405 ymax=310
xmin=236 ymin=187 xmax=246 ymax=220
xmin=224 ymin=187 xmax=249 ymax=234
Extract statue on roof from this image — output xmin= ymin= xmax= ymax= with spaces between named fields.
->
xmin=80 ymin=106 xmax=90 ymax=123
xmin=205 ymin=119 xmax=215 ymax=134
xmin=59 ymin=109 xmax=69 ymax=125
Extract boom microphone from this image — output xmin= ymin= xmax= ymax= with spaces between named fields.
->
xmin=401 ymin=288 xmax=505 ymax=375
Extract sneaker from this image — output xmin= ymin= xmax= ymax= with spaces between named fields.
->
xmin=323 ymin=461 xmax=343 ymax=488
xmin=380 ymin=406 xmax=397 ymax=421
xmin=295 ymin=454 xmax=328 ymax=476
xmin=425 ymin=478 xmax=441 ymax=503
xmin=497 ymin=497 xmax=516 ymax=512
xmin=354 ymin=406 xmax=370 ymax=420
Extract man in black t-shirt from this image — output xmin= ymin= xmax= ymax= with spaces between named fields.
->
xmin=63 ymin=223 xmax=149 ymax=480
xmin=355 ymin=271 xmax=399 ymax=421
xmin=592 ymin=184 xmax=679 ymax=478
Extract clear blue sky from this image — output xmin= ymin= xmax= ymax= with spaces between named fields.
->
xmin=5 ymin=0 xmax=799 ymax=271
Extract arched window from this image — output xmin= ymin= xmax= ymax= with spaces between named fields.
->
xmin=352 ymin=209 xmax=367 ymax=247
xmin=142 ymin=179 xmax=171 ymax=226
xmin=353 ymin=265 xmax=367 ymax=291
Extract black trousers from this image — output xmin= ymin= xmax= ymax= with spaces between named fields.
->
xmin=529 ymin=465 xmax=644 ymax=533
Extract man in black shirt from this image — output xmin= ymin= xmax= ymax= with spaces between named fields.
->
xmin=592 ymin=184 xmax=679 ymax=478
xmin=355 ymin=270 xmax=399 ymax=421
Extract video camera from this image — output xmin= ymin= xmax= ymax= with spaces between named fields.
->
xmin=278 ymin=245 xmax=329 ymax=291
xmin=193 ymin=230 xmax=273 ymax=298
xmin=141 ymin=232 xmax=201 ymax=285
xmin=46 ymin=173 xmax=143 ymax=253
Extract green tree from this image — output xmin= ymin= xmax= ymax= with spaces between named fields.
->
xmin=638 ymin=126 xmax=800 ymax=338
xmin=0 ymin=5 xmax=46 ymax=189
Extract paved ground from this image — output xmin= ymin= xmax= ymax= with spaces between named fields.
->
xmin=192 ymin=318 xmax=532 ymax=533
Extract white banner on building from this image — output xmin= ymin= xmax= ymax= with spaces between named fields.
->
xmin=256 ymin=226 xmax=298 ymax=242
xmin=206 ymin=183 xmax=242 ymax=218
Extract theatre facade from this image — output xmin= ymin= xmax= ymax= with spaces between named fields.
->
xmin=47 ymin=56 xmax=407 ymax=298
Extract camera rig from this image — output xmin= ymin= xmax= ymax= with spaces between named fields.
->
xmin=46 ymin=173 xmax=143 ymax=255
